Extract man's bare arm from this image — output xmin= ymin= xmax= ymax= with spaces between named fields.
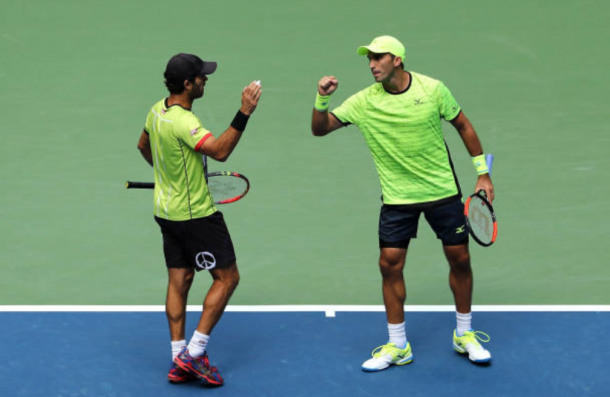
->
xmin=311 ymin=76 xmax=344 ymax=136
xmin=137 ymin=130 xmax=153 ymax=167
xmin=450 ymin=111 xmax=495 ymax=202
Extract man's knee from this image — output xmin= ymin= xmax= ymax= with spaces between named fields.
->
xmin=447 ymin=249 xmax=471 ymax=273
xmin=379 ymin=250 xmax=406 ymax=278
xmin=228 ymin=268 xmax=240 ymax=289
xmin=214 ymin=264 xmax=240 ymax=289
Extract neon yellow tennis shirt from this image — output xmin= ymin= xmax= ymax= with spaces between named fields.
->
xmin=144 ymin=99 xmax=216 ymax=220
xmin=331 ymin=72 xmax=462 ymax=205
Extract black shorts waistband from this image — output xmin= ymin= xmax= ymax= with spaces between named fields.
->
xmin=382 ymin=194 xmax=462 ymax=211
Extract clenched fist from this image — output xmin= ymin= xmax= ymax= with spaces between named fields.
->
xmin=318 ymin=76 xmax=338 ymax=96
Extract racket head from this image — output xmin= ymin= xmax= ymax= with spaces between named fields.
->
xmin=207 ymin=172 xmax=250 ymax=205
xmin=464 ymin=191 xmax=497 ymax=247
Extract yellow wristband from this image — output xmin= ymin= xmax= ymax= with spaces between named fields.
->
xmin=472 ymin=154 xmax=489 ymax=175
xmin=314 ymin=93 xmax=331 ymax=112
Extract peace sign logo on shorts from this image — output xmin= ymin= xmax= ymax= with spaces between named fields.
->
xmin=195 ymin=251 xmax=216 ymax=270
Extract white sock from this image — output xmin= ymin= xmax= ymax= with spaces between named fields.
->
xmin=187 ymin=331 xmax=210 ymax=357
xmin=171 ymin=340 xmax=186 ymax=361
xmin=388 ymin=322 xmax=407 ymax=349
xmin=456 ymin=312 xmax=472 ymax=336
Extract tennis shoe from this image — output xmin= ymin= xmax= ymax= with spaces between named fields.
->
xmin=168 ymin=362 xmax=192 ymax=383
xmin=453 ymin=330 xmax=492 ymax=363
xmin=361 ymin=342 xmax=413 ymax=372
xmin=174 ymin=347 xmax=224 ymax=386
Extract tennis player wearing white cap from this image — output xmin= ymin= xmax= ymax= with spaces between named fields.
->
xmin=311 ymin=36 xmax=494 ymax=371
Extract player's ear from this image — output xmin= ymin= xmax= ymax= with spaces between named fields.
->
xmin=394 ymin=56 xmax=402 ymax=68
xmin=183 ymin=79 xmax=191 ymax=91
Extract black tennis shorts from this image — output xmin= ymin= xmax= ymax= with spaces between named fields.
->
xmin=154 ymin=212 xmax=236 ymax=271
xmin=379 ymin=197 xmax=469 ymax=248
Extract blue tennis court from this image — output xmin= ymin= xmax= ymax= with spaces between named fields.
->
xmin=1 ymin=309 xmax=608 ymax=397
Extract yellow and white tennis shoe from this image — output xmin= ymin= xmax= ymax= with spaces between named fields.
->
xmin=361 ymin=342 xmax=413 ymax=372
xmin=452 ymin=330 xmax=492 ymax=363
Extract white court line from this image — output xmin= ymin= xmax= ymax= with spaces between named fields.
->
xmin=1 ymin=305 xmax=609 ymax=317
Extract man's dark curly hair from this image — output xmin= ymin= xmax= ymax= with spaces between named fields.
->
xmin=164 ymin=73 xmax=196 ymax=94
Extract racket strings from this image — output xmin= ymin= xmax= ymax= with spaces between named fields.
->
xmin=208 ymin=177 xmax=248 ymax=201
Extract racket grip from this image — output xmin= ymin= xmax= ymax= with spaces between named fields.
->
xmin=125 ymin=181 xmax=154 ymax=189
xmin=486 ymin=154 xmax=494 ymax=176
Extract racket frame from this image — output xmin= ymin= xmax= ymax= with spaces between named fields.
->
xmin=464 ymin=190 xmax=497 ymax=247
xmin=206 ymin=171 xmax=250 ymax=204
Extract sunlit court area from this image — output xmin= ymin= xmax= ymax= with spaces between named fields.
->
xmin=1 ymin=1 xmax=608 ymax=396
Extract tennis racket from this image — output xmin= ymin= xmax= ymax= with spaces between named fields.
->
xmin=464 ymin=154 xmax=497 ymax=247
xmin=126 ymin=171 xmax=250 ymax=205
